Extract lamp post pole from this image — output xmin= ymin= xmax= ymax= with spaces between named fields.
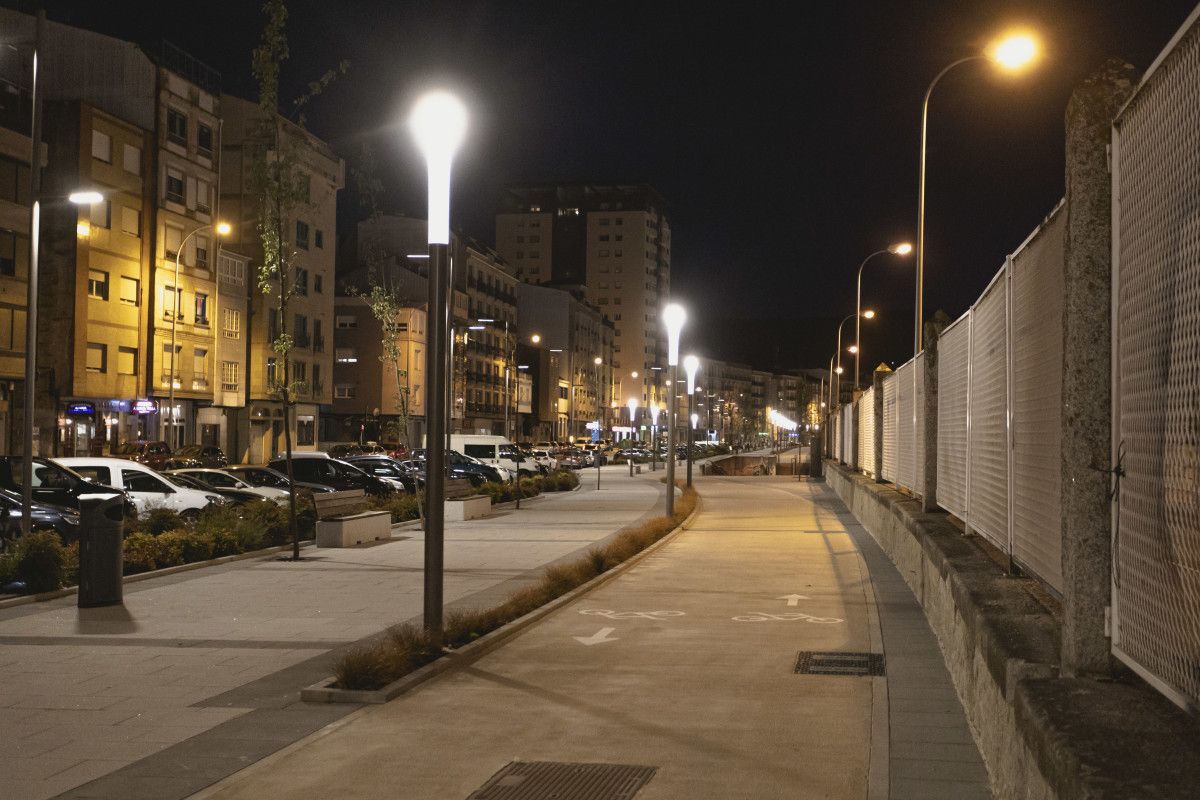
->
xmin=167 ymin=223 xmax=223 ymax=448
xmin=663 ymin=304 xmax=686 ymax=518
xmin=20 ymin=10 xmax=45 ymax=536
xmin=834 ymin=312 xmax=855 ymax=406
xmin=855 ymin=244 xmax=910 ymax=389
xmin=627 ymin=398 xmax=638 ymax=478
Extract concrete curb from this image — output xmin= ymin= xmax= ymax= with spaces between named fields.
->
xmin=301 ymin=491 xmax=703 ymax=704
xmin=0 ymin=539 xmax=316 ymax=610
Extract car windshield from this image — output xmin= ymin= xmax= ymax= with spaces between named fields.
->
xmin=198 ymin=471 xmax=240 ymax=488
xmin=162 ymin=474 xmax=195 ymax=489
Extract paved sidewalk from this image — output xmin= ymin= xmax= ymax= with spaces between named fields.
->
xmin=0 ymin=468 xmax=662 ymax=800
xmin=197 ymin=477 xmax=990 ymax=800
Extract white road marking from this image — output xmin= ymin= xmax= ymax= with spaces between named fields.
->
xmin=732 ymin=612 xmax=844 ymax=623
xmin=578 ymin=609 xmax=685 ymax=621
xmin=574 ymin=627 xmax=619 ymax=646
xmin=777 ymin=594 xmax=811 ymax=606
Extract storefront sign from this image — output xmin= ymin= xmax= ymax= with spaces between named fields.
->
xmin=66 ymin=402 xmax=95 ymax=415
xmin=131 ymin=399 xmax=159 ymax=415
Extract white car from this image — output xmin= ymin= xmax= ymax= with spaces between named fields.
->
xmin=57 ymin=457 xmax=223 ymax=518
xmin=169 ymin=468 xmax=291 ymax=505
xmin=530 ymin=449 xmax=557 ymax=471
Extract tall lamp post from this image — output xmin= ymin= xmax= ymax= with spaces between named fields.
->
xmin=649 ymin=403 xmax=661 ymax=471
xmin=683 ymin=354 xmax=699 ymax=487
xmin=855 ymin=242 xmax=911 ymax=389
xmin=662 ymin=303 xmax=686 ymax=517
xmin=593 ymin=356 xmax=602 ymax=489
xmin=915 ymin=32 xmax=1040 ymax=354
xmin=835 ymin=311 xmax=870 ymax=404
xmin=410 ymin=90 xmax=467 ymax=643
xmin=626 ymin=397 xmax=638 ymax=477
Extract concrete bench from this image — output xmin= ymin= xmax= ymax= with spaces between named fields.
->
xmin=314 ymin=490 xmax=391 ymax=547
xmin=443 ymin=477 xmax=490 ymax=521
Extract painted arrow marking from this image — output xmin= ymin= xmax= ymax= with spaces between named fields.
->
xmin=778 ymin=594 xmax=811 ymax=606
xmin=574 ymin=627 xmax=619 ymax=646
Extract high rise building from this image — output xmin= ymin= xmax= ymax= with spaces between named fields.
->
xmin=496 ymin=184 xmax=670 ymax=409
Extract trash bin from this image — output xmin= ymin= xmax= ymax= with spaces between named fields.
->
xmin=78 ymin=493 xmax=125 ymax=608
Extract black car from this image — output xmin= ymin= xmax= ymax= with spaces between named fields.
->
xmin=266 ymin=455 xmax=394 ymax=496
xmin=405 ymin=450 xmax=503 ymax=487
xmin=344 ymin=456 xmax=419 ymax=494
xmin=0 ymin=456 xmax=132 ymax=514
xmin=224 ymin=465 xmax=333 ymax=495
xmin=165 ymin=472 xmax=262 ymax=505
xmin=0 ymin=488 xmax=82 ymax=543
xmin=174 ymin=444 xmax=228 ymax=468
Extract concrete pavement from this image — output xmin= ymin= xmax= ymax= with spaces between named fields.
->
xmin=195 ymin=477 xmax=990 ymax=800
xmin=0 ymin=467 xmax=663 ymax=800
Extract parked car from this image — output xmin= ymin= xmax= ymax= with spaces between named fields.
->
xmin=529 ymin=449 xmax=557 ymax=473
xmin=326 ymin=443 xmax=365 ymax=459
xmin=167 ymin=468 xmax=290 ymax=505
xmin=0 ymin=456 xmax=131 ymax=513
xmin=165 ymin=472 xmax=262 ymax=505
xmin=266 ymin=453 xmax=393 ymax=497
xmin=0 ymin=488 xmax=81 ymax=543
xmin=439 ymin=435 xmax=527 ymax=479
xmin=57 ymin=457 xmax=223 ymax=518
xmin=225 ymin=465 xmax=334 ymax=495
xmin=379 ymin=440 xmax=408 ymax=460
xmin=408 ymin=450 xmax=504 ymax=486
xmin=344 ymin=456 xmax=419 ymax=494
xmin=173 ymin=444 xmax=228 ymax=468
xmin=112 ymin=441 xmax=199 ymax=470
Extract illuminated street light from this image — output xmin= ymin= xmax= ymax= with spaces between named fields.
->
xmin=67 ymin=190 xmax=103 ymax=205
xmin=915 ymin=31 xmax=1041 ymax=354
xmin=530 ymin=333 xmax=541 ymax=344
xmin=855 ymin=244 xmax=911 ymax=388
xmin=410 ymin=89 xmax=467 ymax=644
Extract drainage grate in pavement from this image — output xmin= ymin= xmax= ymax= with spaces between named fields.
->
xmin=795 ymin=651 xmax=885 ymax=676
xmin=467 ymin=761 xmax=657 ymax=800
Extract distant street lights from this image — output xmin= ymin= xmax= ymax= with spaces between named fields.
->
xmin=855 ymin=242 xmax=911 ymax=388
xmin=410 ymin=89 xmax=467 ymax=643
xmin=915 ymin=31 xmax=1040 ymax=354
xmin=836 ymin=311 xmax=871 ymax=404
xmin=662 ymin=303 xmax=687 ymax=517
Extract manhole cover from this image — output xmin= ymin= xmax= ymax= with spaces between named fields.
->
xmin=795 ymin=651 xmax=885 ymax=676
xmin=468 ymin=761 xmax=657 ymax=799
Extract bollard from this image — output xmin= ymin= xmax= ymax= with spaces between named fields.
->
xmin=78 ymin=493 xmax=126 ymax=608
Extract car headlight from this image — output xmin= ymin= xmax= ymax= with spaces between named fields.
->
xmin=205 ymin=494 xmax=226 ymax=505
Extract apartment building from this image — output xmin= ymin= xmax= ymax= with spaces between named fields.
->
xmin=220 ymin=95 xmax=344 ymax=463
xmin=0 ymin=50 xmax=31 ymax=454
xmin=496 ymin=184 xmax=670 ymax=408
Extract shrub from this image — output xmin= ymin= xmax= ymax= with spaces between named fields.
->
xmin=152 ymin=530 xmax=188 ymax=569
xmin=210 ymin=528 xmax=243 ymax=558
xmin=242 ymin=501 xmax=290 ymax=546
xmin=143 ymin=508 xmax=186 ymax=535
xmin=554 ymin=471 xmax=579 ymax=491
xmin=62 ymin=542 xmax=79 ymax=587
xmin=518 ymin=476 xmax=542 ymax=497
xmin=370 ymin=493 xmax=420 ymax=522
xmin=14 ymin=530 xmax=67 ymax=593
xmin=176 ymin=529 xmax=214 ymax=563
xmin=123 ymin=532 xmax=159 ymax=574
xmin=0 ymin=548 xmax=17 ymax=588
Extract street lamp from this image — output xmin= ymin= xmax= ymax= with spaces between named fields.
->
xmin=683 ymin=354 xmax=699 ymax=487
xmin=627 ymin=397 xmax=639 ymax=477
xmin=410 ymin=89 xmax=467 ymax=644
xmin=855 ymin=242 xmax=911 ymax=388
xmin=165 ymin=221 xmax=231 ymax=448
xmin=662 ymin=303 xmax=686 ymax=517
xmin=835 ymin=311 xmax=870 ymax=403
xmin=593 ymin=356 xmax=603 ymax=489
xmin=915 ymin=31 xmax=1040 ymax=354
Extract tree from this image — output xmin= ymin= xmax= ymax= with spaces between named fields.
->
xmin=250 ymin=0 xmax=347 ymax=559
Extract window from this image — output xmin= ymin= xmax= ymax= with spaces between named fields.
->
xmin=162 ymin=285 xmax=182 ymax=319
xmin=295 ymin=220 xmax=309 ymax=249
xmin=297 ymin=417 xmax=315 ymax=446
xmin=221 ymin=361 xmax=239 ymax=391
xmin=314 ymin=273 xmax=323 ymax=293
xmin=91 ymin=200 xmax=111 ymax=229
xmin=123 ymin=470 xmax=169 ymax=494
xmin=163 ymin=225 xmax=183 ymax=260
xmin=117 ymin=346 xmax=137 ymax=375
xmin=0 ymin=156 xmax=30 ymax=205
xmin=315 ymin=229 xmax=324 ymax=249
xmin=192 ymin=347 xmax=209 ymax=388
xmin=197 ymin=123 xmax=213 ymax=157
xmin=161 ymin=343 xmax=181 ymax=385
xmin=267 ymin=310 xmax=279 ymax=344
xmin=194 ymin=293 xmax=209 ymax=325
xmin=218 ymin=254 xmax=245 ymax=285
xmin=335 ymin=384 xmax=356 ymax=399
xmin=599 ymin=249 xmax=609 ymax=257
xmin=195 ymin=180 xmax=211 ymax=213
xmin=266 ymin=357 xmax=278 ymax=386
xmin=600 ymin=218 xmax=610 ymax=226
xmin=599 ymin=234 xmax=609 ymax=242
xmin=91 ymin=130 xmax=111 ymax=163
xmin=222 ymin=308 xmax=241 ymax=339
xmin=121 ymin=206 xmax=140 ymax=236
xmin=335 ymin=348 xmax=357 ymax=364
xmin=312 ymin=319 xmax=323 ymax=352
xmin=292 ymin=360 xmax=307 ymax=383
xmin=195 ymin=237 xmax=209 ymax=269
xmin=294 ymin=314 xmax=308 ymax=346
xmin=167 ymin=108 xmax=187 ymax=146
xmin=295 ymin=267 xmax=308 ymax=295
xmin=119 ymin=276 xmax=139 ymax=305
xmin=335 ymin=315 xmax=357 ymax=329
xmin=312 ymin=364 xmax=321 ymax=393
xmin=165 ymin=168 xmax=185 ymax=204
xmin=87 ymin=270 xmax=109 ymax=300
xmin=86 ymin=342 xmax=107 ymax=373
xmin=123 ymin=143 xmax=141 ymax=175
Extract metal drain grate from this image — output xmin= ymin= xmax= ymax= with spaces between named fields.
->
xmin=795 ymin=651 xmax=885 ymax=676
xmin=467 ymin=761 xmax=657 ymax=800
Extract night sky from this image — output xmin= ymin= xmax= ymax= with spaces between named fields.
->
xmin=16 ymin=0 xmax=1199 ymax=373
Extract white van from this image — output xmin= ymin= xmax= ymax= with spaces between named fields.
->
xmin=427 ymin=435 xmax=530 ymax=480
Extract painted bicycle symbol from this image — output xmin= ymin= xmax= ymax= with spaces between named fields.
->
xmin=579 ymin=609 xmax=686 ymax=621
xmin=732 ymin=612 xmax=844 ymax=623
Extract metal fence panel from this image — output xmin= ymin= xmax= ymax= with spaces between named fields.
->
xmin=833 ymin=407 xmax=842 ymax=461
xmin=937 ymin=314 xmax=970 ymax=519
xmin=859 ymin=388 xmax=875 ymax=478
xmin=915 ymin=353 xmax=926 ymax=498
xmin=895 ymin=360 xmax=915 ymax=490
xmin=968 ymin=270 xmax=1009 ymax=551
xmin=842 ymin=403 xmax=853 ymax=463
xmin=1112 ymin=12 xmax=1200 ymax=710
xmin=1011 ymin=206 xmax=1066 ymax=594
xmin=882 ymin=373 xmax=899 ymax=482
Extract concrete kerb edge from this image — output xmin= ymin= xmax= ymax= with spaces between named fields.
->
xmin=0 ymin=538 xmax=317 ymax=610
xmin=300 ymin=490 xmax=704 ymax=704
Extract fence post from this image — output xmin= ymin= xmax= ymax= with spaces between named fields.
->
xmin=873 ymin=367 xmax=886 ymax=482
xmin=1060 ymin=60 xmax=1138 ymax=678
xmin=920 ymin=313 xmax=949 ymax=512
